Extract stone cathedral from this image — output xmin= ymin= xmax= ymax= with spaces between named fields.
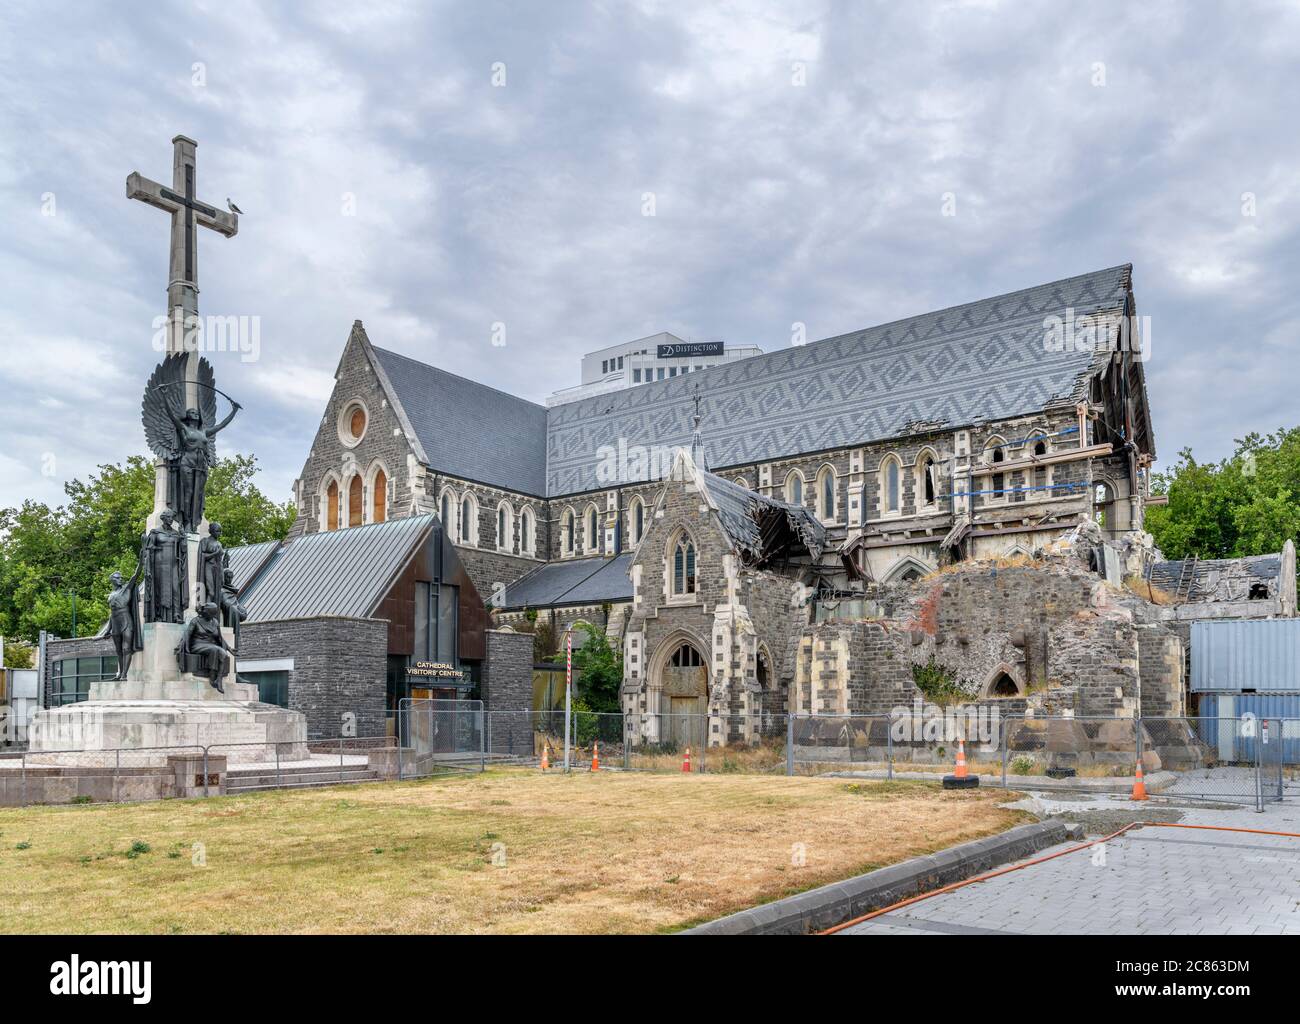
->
xmin=288 ymin=264 xmax=1294 ymax=746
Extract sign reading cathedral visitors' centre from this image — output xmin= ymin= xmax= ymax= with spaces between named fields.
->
xmin=406 ymin=661 xmax=463 ymax=679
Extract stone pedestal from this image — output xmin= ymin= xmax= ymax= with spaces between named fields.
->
xmin=116 ymin=621 xmax=250 ymax=697
xmin=26 ymin=699 xmax=308 ymax=765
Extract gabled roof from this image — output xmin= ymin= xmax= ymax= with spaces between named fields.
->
xmin=496 ymin=553 xmax=634 ymax=610
xmin=544 ymin=265 xmax=1133 ymax=494
xmin=371 ymin=344 xmax=549 ymax=497
xmin=238 ymin=516 xmax=434 ymax=623
xmin=697 ymin=466 xmax=825 ymax=564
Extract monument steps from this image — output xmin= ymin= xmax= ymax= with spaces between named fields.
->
xmin=224 ymin=760 xmax=380 ymax=793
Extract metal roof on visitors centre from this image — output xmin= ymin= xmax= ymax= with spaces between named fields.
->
xmin=238 ymin=515 xmax=433 ymax=623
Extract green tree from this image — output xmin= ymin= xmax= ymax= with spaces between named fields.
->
xmin=3 ymin=638 xmax=35 ymax=668
xmin=568 ymin=621 xmax=622 ymax=714
xmin=1145 ymin=428 xmax=1300 ymax=562
xmin=0 ymin=453 xmax=293 ymax=643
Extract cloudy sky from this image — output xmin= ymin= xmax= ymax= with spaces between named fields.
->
xmin=1 ymin=0 xmax=1297 ymax=510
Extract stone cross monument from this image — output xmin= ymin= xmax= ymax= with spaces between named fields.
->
xmin=126 ymin=134 xmax=238 ymax=347
xmin=26 ymin=136 xmax=307 ymax=763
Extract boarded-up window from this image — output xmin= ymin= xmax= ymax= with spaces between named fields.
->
xmin=326 ymin=481 xmax=339 ymax=531
xmin=349 ymin=476 xmax=363 ymax=527
xmin=349 ymin=406 xmax=366 ymax=438
xmin=373 ymin=469 xmax=387 ymax=523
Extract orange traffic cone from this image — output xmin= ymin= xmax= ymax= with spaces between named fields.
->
xmin=942 ymin=735 xmax=979 ymax=789
xmin=682 ymin=747 xmax=692 ymax=773
xmin=1130 ymin=759 xmax=1149 ymax=801
xmin=540 ymin=743 xmax=550 ymax=771
xmin=591 ymin=740 xmax=600 ymax=772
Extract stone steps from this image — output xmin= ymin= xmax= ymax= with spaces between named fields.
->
xmin=225 ymin=762 xmax=379 ymax=793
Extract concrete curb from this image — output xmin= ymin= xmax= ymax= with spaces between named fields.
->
xmin=681 ymin=820 xmax=1068 ymax=935
xmin=830 ymin=768 xmax=1178 ymax=794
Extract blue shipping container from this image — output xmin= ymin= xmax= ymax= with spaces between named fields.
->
xmin=1196 ymin=694 xmax=1300 ymax=764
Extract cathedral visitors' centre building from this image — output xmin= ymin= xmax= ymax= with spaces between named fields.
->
xmin=284 ymin=264 xmax=1185 ymax=738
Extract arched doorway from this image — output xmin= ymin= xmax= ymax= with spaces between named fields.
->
xmin=656 ymin=639 xmax=709 ymax=749
xmin=982 ymin=664 xmax=1024 ymax=698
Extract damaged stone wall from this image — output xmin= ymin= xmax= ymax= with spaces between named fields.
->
xmin=799 ymin=557 xmax=1185 ymax=720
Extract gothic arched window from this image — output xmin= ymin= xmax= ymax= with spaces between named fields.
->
xmin=326 ymin=480 xmax=340 ymax=531
xmin=460 ymin=494 xmax=478 ymax=546
xmin=916 ymin=451 xmax=937 ymax=509
xmin=817 ymin=465 xmax=836 ymax=522
xmin=879 ymin=455 xmax=902 ymax=515
xmin=372 ymin=468 xmax=387 ymax=523
xmin=628 ymin=497 xmax=645 ymax=546
xmin=785 ymin=470 xmax=804 ymax=505
xmin=348 ymin=475 xmax=363 ymax=527
xmin=520 ymin=507 xmax=535 ymax=555
xmin=671 ymin=533 xmax=696 ymax=596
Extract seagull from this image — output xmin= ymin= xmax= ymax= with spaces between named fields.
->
xmin=226 ymin=198 xmax=243 ymax=215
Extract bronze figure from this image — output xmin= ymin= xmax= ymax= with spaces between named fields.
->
xmin=141 ymin=353 xmax=240 ymax=533
xmin=107 ymin=565 xmax=144 ymax=680
xmin=219 ymin=566 xmax=247 ymax=652
xmin=198 ymin=521 xmax=225 ymax=606
xmin=176 ymin=602 xmax=232 ymax=693
xmin=140 ymin=508 xmax=188 ymax=623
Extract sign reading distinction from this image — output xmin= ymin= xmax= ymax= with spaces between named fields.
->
xmin=406 ymin=661 xmax=462 ymax=679
xmin=657 ymin=341 xmax=723 ymax=359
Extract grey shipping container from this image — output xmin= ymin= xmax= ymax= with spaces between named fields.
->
xmin=1190 ymin=619 xmax=1300 ymax=693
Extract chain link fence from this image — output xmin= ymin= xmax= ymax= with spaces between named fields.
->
xmin=4 ymin=707 xmax=1297 ymax=809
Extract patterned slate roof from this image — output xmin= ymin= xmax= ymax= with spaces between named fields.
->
xmin=544 ymin=265 xmax=1132 ymax=495
xmin=497 ymin=553 xmax=634 ymax=610
xmin=372 ymin=346 xmax=550 ymax=497
xmin=238 ymin=515 xmax=433 ymax=623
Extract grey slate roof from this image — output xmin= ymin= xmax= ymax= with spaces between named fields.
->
xmin=238 ymin=515 xmax=433 ymax=623
xmin=372 ymin=346 xmax=550 ymax=497
xmin=1148 ymin=554 xmax=1281 ymax=602
xmin=544 ymin=265 xmax=1132 ymax=494
xmin=700 ymin=469 xmax=826 ymax=561
xmin=497 ymin=553 xmax=634 ymax=610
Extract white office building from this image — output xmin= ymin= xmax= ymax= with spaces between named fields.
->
xmin=546 ymin=332 xmax=763 ymax=406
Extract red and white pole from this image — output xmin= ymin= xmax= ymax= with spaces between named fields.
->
xmin=563 ymin=630 xmax=573 ymax=773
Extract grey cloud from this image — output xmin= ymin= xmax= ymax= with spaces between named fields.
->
xmin=1 ymin=0 xmax=1297 ymax=510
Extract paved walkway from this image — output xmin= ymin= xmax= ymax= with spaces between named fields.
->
xmin=842 ymin=796 xmax=1300 ymax=935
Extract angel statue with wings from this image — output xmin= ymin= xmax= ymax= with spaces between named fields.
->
xmin=142 ymin=354 xmax=242 ymax=533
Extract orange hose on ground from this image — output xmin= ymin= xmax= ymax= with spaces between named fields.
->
xmin=818 ymin=820 xmax=1300 ymax=935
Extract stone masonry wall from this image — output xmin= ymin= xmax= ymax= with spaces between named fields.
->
xmin=797 ymin=563 xmax=1155 ymax=719
xmin=239 ymin=616 xmax=388 ymax=739
xmin=482 ymin=629 xmax=534 ymax=715
xmin=292 ymin=325 xmax=421 ymax=537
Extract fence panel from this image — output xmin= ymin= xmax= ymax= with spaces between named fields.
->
xmin=787 ymin=715 xmax=888 ymax=776
xmin=1000 ymin=716 xmax=1138 ymax=790
xmin=623 ymin=713 xmax=708 ymax=771
xmin=396 ymin=699 xmax=484 ymax=778
xmin=889 ymin=709 xmax=1002 ymax=780
xmin=1143 ymin=717 xmax=1269 ymax=805
xmin=485 ymin=710 xmax=567 ymax=764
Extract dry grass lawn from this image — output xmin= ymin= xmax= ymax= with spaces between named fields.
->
xmin=0 ymin=768 xmax=1027 ymax=934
